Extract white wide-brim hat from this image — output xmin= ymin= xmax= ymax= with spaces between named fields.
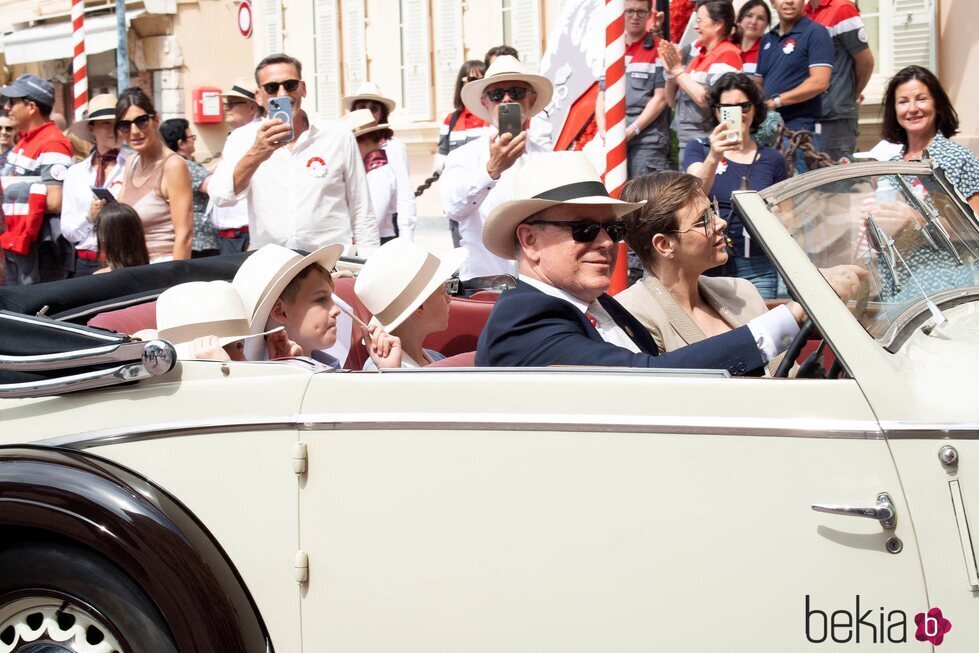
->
xmin=232 ymin=243 xmax=344 ymax=360
xmin=482 ymin=151 xmax=646 ymax=260
xmin=342 ymin=108 xmax=391 ymax=138
xmin=460 ymin=55 xmax=553 ymax=123
xmin=69 ymin=94 xmax=118 ymax=143
xmin=355 ymin=239 xmax=468 ymax=333
xmin=221 ymin=78 xmax=258 ymax=103
xmin=342 ymin=81 xmax=396 ymax=113
xmin=152 ymin=280 xmax=282 ymax=358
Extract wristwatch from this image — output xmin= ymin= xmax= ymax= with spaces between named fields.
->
xmin=772 ymin=95 xmax=783 ymax=109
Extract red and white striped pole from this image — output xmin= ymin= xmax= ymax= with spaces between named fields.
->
xmin=604 ymin=0 xmax=630 ymax=294
xmin=71 ymin=0 xmax=88 ymax=121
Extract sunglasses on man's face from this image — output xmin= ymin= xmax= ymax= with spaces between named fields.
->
xmin=526 ymin=219 xmax=628 ymax=243
xmin=224 ymin=100 xmax=248 ymax=110
xmin=483 ymin=86 xmax=529 ymax=103
xmin=116 ymin=113 xmax=155 ymax=133
xmin=261 ymin=79 xmax=301 ymax=95
xmin=0 ymin=126 xmax=14 ymax=133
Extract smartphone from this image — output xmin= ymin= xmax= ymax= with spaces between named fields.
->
xmin=91 ymin=187 xmax=117 ymax=203
xmin=268 ymin=97 xmax=294 ymax=143
xmin=720 ymin=105 xmax=742 ymax=144
xmin=498 ymin=103 xmax=522 ymax=139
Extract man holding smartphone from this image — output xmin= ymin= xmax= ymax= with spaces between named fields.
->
xmin=209 ymin=54 xmax=378 ymax=257
xmin=440 ymin=55 xmax=554 ymax=280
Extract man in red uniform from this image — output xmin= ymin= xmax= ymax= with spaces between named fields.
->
xmin=0 ymin=74 xmax=73 ymax=284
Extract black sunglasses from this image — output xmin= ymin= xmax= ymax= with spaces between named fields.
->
xmin=484 ymin=86 xmax=529 ymax=103
xmin=526 ymin=219 xmax=627 ymax=243
xmin=116 ymin=113 xmax=155 ymax=132
xmin=714 ymin=101 xmax=753 ymax=111
xmin=0 ymin=126 xmax=14 ymax=132
xmin=261 ymin=79 xmax=301 ymax=95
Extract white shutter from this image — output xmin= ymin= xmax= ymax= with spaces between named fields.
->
xmin=264 ymin=0 xmax=283 ymax=55
xmin=509 ymin=0 xmax=542 ymax=70
xmin=433 ymin=0 xmax=464 ymax=116
xmin=400 ymin=0 xmax=433 ymax=121
xmin=341 ymin=0 xmax=367 ymax=94
xmin=887 ymin=0 xmax=936 ymax=72
xmin=313 ymin=0 xmax=341 ymax=118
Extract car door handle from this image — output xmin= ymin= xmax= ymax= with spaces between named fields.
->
xmin=811 ymin=492 xmax=896 ymax=529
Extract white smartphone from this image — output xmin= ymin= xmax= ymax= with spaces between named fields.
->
xmin=720 ymin=105 xmax=742 ymax=145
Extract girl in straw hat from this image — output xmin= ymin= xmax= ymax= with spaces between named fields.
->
xmin=355 ymin=239 xmax=467 ymax=369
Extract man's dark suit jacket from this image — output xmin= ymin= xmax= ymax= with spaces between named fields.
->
xmin=474 ymin=281 xmax=765 ymax=375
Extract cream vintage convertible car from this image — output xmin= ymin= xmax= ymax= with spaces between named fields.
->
xmin=0 ymin=160 xmax=977 ymax=652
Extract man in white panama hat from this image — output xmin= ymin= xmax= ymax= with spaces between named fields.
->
xmin=440 ymin=55 xmax=554 ymax=282
xmin=59 ymin=94 xmax=124 ymax=276
xmin=475 ymin=151 xmax=824 ymax=373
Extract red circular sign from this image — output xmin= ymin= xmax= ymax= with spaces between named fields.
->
xmin=237 ymin=0 xmax=253 ymax=38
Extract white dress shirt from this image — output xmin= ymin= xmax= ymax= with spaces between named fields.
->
xmin=381 ymin=137 xmax=415 ymax=240
xmin=366 ymin=163 xmax=398 ymax=239
xmin=209 ymin=117 xmax=379 ymax=256
xmin=60 ymin=151 xmax=125 ymax=252
xmin=441 ymin=131 xmax=551 ymax=280
xmin=521 ymin=276 xmax=800 ymax=364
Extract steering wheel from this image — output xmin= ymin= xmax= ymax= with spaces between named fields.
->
xmin=775 ymin=319 xmax=814 ymax=378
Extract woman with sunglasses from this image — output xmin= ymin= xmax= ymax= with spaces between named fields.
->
xmin=682 ymin=72 xmax=787 ymax=299
xmin=616 ymin=170 xmax=786 ymax=375
xmin=113 ymin=87 xmax=192 ymax=261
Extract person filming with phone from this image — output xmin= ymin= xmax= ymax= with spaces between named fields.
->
xmin=209 ymin=54 xmax=378 ymax=257
xmin=683 ymin=72 xmax=788 ymax=299
xmin=440 ymin=55 xmax=553 ymax=281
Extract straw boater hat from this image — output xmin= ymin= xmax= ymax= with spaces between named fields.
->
xmin=232 ymin=243 xmax=344 ymax=360
xmin=342 ymin=108 xmax=390 ymax=138
xmin=341 ymin=81 xmax=396 ymax=114
xmin=221 ymin=78 xmax=258 ymax=103
xmin=69 ymin=94 xmax=118 ymax=143
xmin=355 ymin=239 xmax=468 ymax=333
xmin=142 ymin=281 xmax=282 ymax=359
xmin=482 ymin=151 xmax=646 ymax=260
xmin=460 ymin=55 xmax=553 ymax=123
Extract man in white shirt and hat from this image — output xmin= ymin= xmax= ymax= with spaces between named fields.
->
xmin=440 ymin=55 xmax=554 ymax=281
xmin=209 ymin=55 xmax=379 ymax=257
xmin=59 ymin=94 xmax=125 ymax=276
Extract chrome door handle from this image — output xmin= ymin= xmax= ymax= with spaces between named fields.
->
xmin=812 ymin=492 xmax=896 ymax=529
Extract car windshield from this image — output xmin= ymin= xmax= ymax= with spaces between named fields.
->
xmin=760 ymin=162 xmax=979 ymax=342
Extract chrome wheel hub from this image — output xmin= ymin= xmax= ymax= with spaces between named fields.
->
xmin=0 ymin=597 xmax=123 ymax=653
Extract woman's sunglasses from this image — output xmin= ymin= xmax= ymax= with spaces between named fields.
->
xmin=116 ymin=113 xmax=155 ymax=133
xmin=525 ymin=219 xmax=627 ymax=243
xmin=261 ymin=79 xmax=301 ymax=95
xmin=670 ymin=198 xmax=721 ymax=238
xmin=483 ymin=86 xmax=529 ymax=103
xmin=714 ymin=101 xmax=752 ymax=111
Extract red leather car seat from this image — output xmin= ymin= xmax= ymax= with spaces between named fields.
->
xmin=424 ymin=293 xmax=498 ymax=357
xmin=87 ymin=301 xmax=157 ymax=335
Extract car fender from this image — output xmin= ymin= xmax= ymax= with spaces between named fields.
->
xmin=0 ymin=445 xmax=272 ymax=653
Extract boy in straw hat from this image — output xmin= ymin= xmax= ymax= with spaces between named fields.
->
xmin=440 ymin=55 xmax=554 ymax=282
xmin=474 ymin=151 xmax=864 ymax=373
xmin=233 ymin=243 xmax=401 ymax=367
xmin=59 ymin=94 xmax=124 ymax=276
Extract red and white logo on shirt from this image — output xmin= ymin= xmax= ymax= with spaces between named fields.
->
xmin=716 ymin=159 xmax=729 ymax=175
xmin=782 ymin=39 xmax=797 ymax=55
xmin=306 ymin=156 xmax=327 ymax=178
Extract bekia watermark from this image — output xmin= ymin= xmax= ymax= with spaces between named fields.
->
xmin=805 ymin=595 xmax=952 ymax=645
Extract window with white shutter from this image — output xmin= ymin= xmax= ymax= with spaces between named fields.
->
xmin=508 ymin=0 xmax=542 ymax=70
xmin=433 ymin=0 xmax=464 ymax=116
xmin=341 ymin=0 xmax=368 ymax=95
xmin=399 ymin=0 xmax=434 ymax=122
xmin=265 ymin=0 xmax=283 ymax=55
xmin=313 ymin=0 xmax=341 ymax=118
xmin=861 ymin=0 xmax=936 ymax=103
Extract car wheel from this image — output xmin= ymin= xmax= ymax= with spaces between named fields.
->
xmin=0 ymin=540 xmax=177 ymax=653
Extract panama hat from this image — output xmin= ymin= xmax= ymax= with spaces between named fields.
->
xmin=232 ymin=243 xmax=344 ymax=360
xmin=342 ymin=108 xmax=390 ymax=138
xmin=221 ymin=78 xmax=258 ymax=103
xmin=355 ymin=239 xmax=468 ymax=333
xmin=482 ymin=151 xmax=645 ymax=260
xmin=460 ymin=55 xmax=553 ymax=123
xmin=69 ymin=94 xmax=118 ymax=142
xmin=152 ymin=281 xmax=282 ymax=359
xmin=342 ymin=81 xmax=396 ymax=113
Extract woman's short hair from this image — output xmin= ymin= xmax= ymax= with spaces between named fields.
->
xmin=735 ymin=0 xmax=772 ymax=37
xmin=159 ymin=118 xmax=190 ymax=152
xmin=115 ymin=86 xmax=156 ymax=123
xmin=96 ymin=203 xmax=150 ymax=270
xmin=881 ymin=65 xmax=959 ymax=146
xmin=620 ymin=171 xmax=706 ymax=270
xmin=702 ymin=72 xmax=768 ymax=133
xmin=453 ymin=60 xmax=486 ymax=111
xmin=699 ymin=0 xmax=740 ymax=43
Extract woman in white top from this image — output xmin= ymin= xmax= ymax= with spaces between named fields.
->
xmin=344 ymin=109 xmax=398 ymax=243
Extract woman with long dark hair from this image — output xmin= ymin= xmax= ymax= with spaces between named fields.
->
xmin=94 ymin=203 xmax=150 ymax=273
